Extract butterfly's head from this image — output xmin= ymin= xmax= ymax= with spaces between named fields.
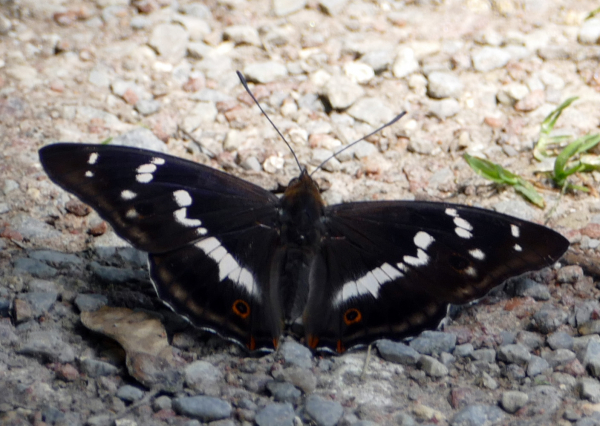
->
xmin=279 ymin=169 xmax=325 ymax=246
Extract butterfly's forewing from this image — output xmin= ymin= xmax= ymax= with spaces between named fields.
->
xmin=39 ymin=143 xmax=283 ymax=351
xmin=304 ymin=201 xmax=569 ymax=352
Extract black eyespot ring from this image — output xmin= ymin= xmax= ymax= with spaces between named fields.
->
xmin=343 ymin=308 xmax=362 ymax=325
xmin=232 ymin=299 xmax=250 ymax=319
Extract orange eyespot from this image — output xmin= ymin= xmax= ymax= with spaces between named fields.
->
xmin=343 ymin=308 xmax=362 ymax=325
xmin=232 ymin=299 xmax=250 ymax=319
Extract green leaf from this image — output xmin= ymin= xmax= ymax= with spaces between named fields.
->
xmin=553 ymin=134 xmax=600 ymax=187
xmin=100 ymin=137 xmax=114 ymax=145
xmin=463 ymin=153 xmax=544 ymax=208
xmin=586 ymin=6 xmax=600 ymax=20
xmin=534 ymin=97 xmax=578 ymax=161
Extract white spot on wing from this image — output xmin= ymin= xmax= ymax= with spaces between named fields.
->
xmin=174 ymin=208 xmax=202 ymax=227
xmin=151 ymin=157 xmax=165 ymax=165
xmin=195 ymin=237 xmax=258 ymax=297
xmin=414 ymin=231 xmax=435 ymax=250
xmin=125 ymin=208 xmax=138 ymax=219
xmin=85 ymin=171 xmax=94 ymax=178
xmin=380 ymin=262 xmax=403 ymax=279
xmin=333 ymin=262 xmax=406 ymax=307
xmin=445 ymin=208 xmax=458 ymax=217
xmin=87 ymin=152 xmax=98 ymax=165
xmin=455 ymin=227 xmax=472 ymax=239
xmin=173 ymin=190 xmax=193 ymax=207
xmin=514 ymin=244 xmax=522 ymax=252
xmin=511 ymin=224 xmax=520 ymax=238
xmin=121 ymin=190 xmax=137 ymax=200
xmin=403 ymin=248 xmax=429 ymax=267
xmin=137 ymin=163 xmax=157 ymax=174
xmin=136 ymin=173 xmax=153 ymax=183
xmin=469 ymin=248 xmax=485 ymax=260
xmin=454 ymin=217 xmax=473 ymax=231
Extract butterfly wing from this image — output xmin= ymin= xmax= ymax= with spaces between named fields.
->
xmin=304 ymin=201 xmax=569 ymax=353
xmin=39 ymin=143 xmax=283 ymax=351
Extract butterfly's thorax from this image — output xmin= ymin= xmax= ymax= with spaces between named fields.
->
xmin=274 ymin=170 xmax=326 ymax=323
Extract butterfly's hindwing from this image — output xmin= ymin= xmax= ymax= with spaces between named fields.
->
xmin=40 ymin=143 xmax=284 ymax=350
xmin=303 ymin=201 xmax=569 ymax=352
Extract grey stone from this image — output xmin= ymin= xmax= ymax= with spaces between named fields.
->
xmin=407 ymin=137 xmax=436 ymax=155
xmin=266 ymin=381 xmax=301 ymax=403
xmin=497 ymin=344 xmax=531 ymax=365
xmin=361 ymin=50 xmax=393 ymax=73
xmin=527 ymin=385 xmax=563 ymax=416
xmin=180 ymin=3 xmax=212 ymax=19
xmin=581 ymin=339 xmax=600 ymax=369
xmin=305 ymin=394 xmax=343 ymax=426
xmin=428 ymin=98 xmax=460 ymax=119
xmin=543 ymin=349 xmax=576 ymax=368
xmin=14 ymin=258 xmax=58 ymax=279
xmin=116 ymin=385 xmax=144 ymax=402
xmin=184 ymin=360 xmax=223 ymax=395
xmin=472 ymin=47 xmax=511 ymax=72
xmin=547 ymin=331 xmax=574 ymax=350
xmin=471 ymin=349 xmax=496 ymax=363
xmin=272 ymin=366 xmax=316 ymax=394
xmin=90 ymin=262 xmax=147 ymax=284
xmin=450 ymin=404 xmax=506 ymax=426
xmin=501 ymin=391 xmax=529 ymax=414
xmin=255 ymin=403 xmax=295 ymax=426
xmin=135 ymin=99 xmax=161 ymax=116
xmin=427 ymin=72 xmax=463 ymax=99
xmin=182 ymin=101 xmax=218 ymax=132
xmin=527 ymin=355 xmax=550 ymax=377
xmin=173 ymin=15 xmax=211 ymax=41
xmin=18 ymin=331 xmax=75 ymax=363
xmin=17 ymin=292 xmax=58 ymax=317
xmin=187 ymin=41 xmax=214 ymax=59
xmin=347 ymin=97 xmax=394 ymax=126
xmin=149 ymin=23 xmax=189 ymax=63
xmin=418 ymin=355 xmax=448 ymax=377
xmin=532 ymin=305 xmax=568 ymax=334
xmin=279 ymin=340 xmax=313 ymax=369
xmin=223 ymin=25 xmax=260 ymax=46
xmin=499 ymin=331 xmax=515 ymax=345
xmin=27 ymin=279 xmax=59 ymax=293
xmin=323 ymin=76 xmax=364 ymax=110
xmin=557 ymin=266 xmax=584 ymax=284
xmin=153 ymin=395 xmax=172 ymax=411
xmin=74 ymin=294 xmax=108 ymax=312
xmin=516 ymin=330 xmax=544 ymax=350
xmin=11 ymin=215 xmax=62 ymax=240
xmin=393 ymin=47 xmax=420 ymax=78
xmin=112 ymin=127 xmax=166 ymax=153
xmin=273 ymin=0 xmax=307 ymax=16
xmin=579 ymin=378 xmax=600 ymax=402
xmin=454 ymin=343 xmax=474 ymax=357
xmin=377 ymin=339 xmax=420 ymax=365
xmin=111 ymin=79 xmax=151 ymax=102
xmin=80 ymin=358 xmax=119 ymax=377
xmin=29 ymin=250 xmax=84 ymax=267
xmin=172 ymin=396 xmax=231 ymax=422
xmin=243 ymin=61 xmax=288 ymax=84
xmin=409 ymin=331 xmax=456 ymax=355
xmin=0 ymin=322 xmax=19 ymax=345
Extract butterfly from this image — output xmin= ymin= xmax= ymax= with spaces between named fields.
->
xmin=39 ymin=139 xmax=569 ymax=353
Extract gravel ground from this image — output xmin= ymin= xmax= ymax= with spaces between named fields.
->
xmin=1 ymin=0 xmax=600 ymax=425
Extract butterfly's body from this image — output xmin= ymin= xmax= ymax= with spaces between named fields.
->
xmin=39 ymin=143 xmax=569 ymax=353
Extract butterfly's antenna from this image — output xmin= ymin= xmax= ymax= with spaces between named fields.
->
xmin=236 ymin=71 xmax=302 ymax=172
xmin=311 ymin=111 xmax=406 ymax=176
